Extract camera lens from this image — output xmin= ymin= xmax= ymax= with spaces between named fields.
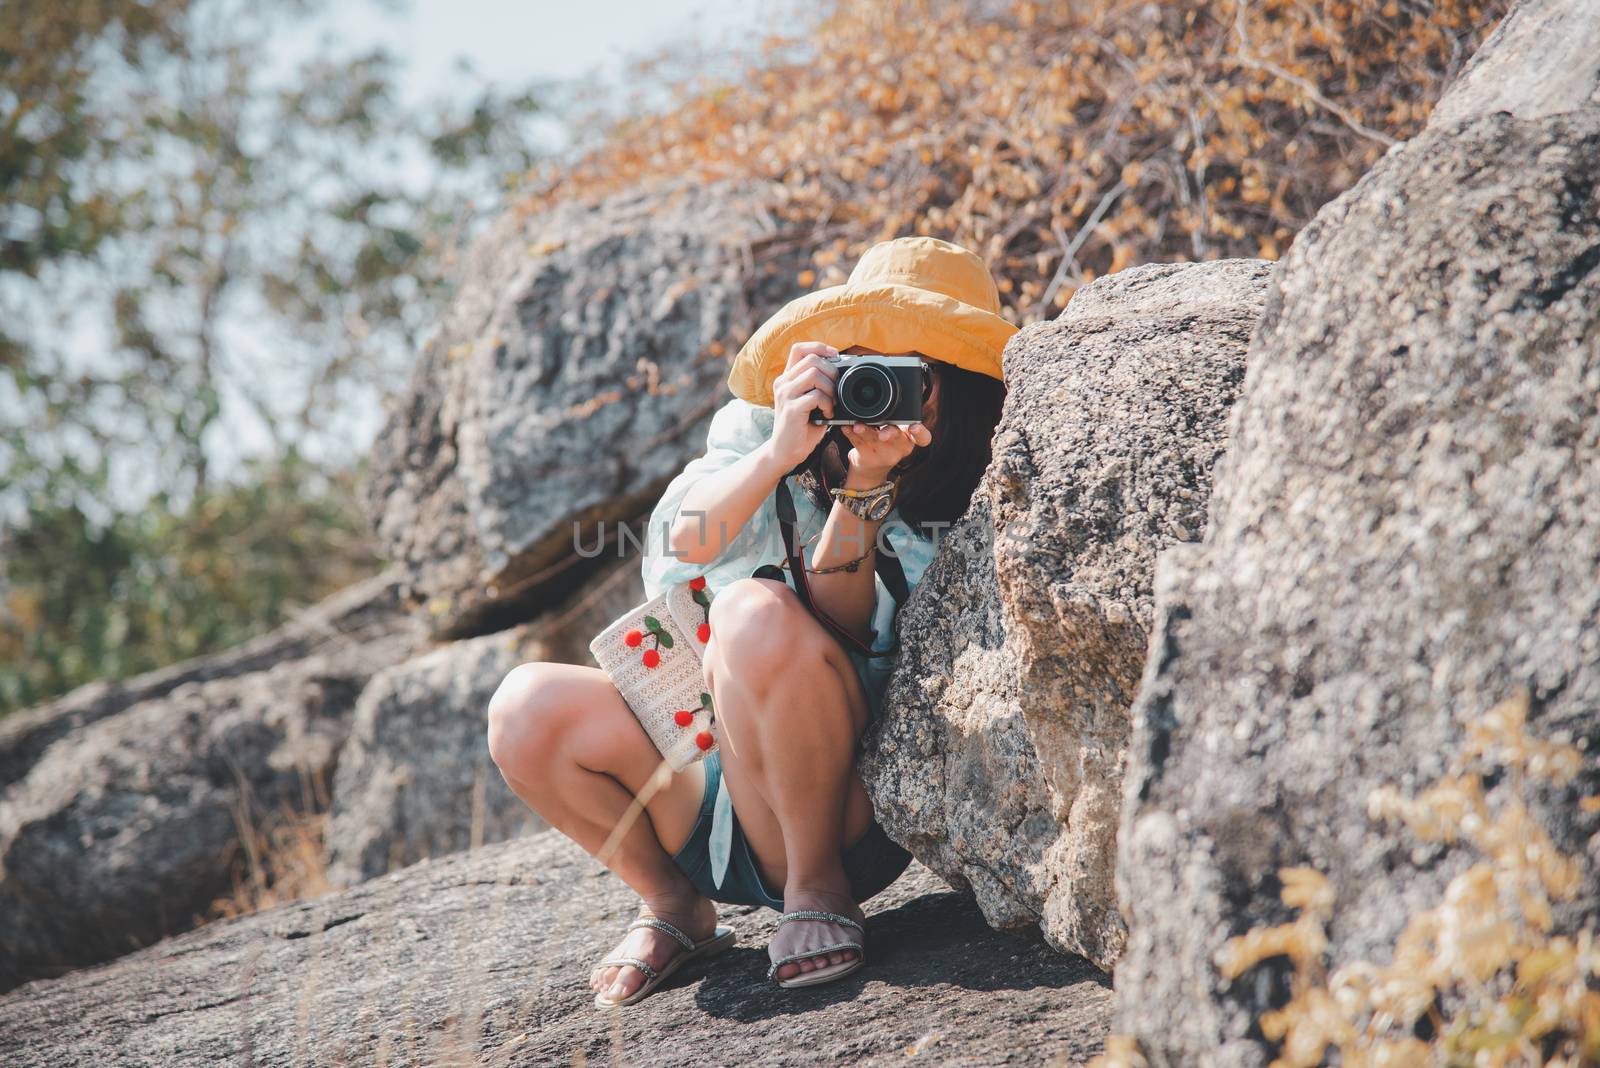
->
xmin=838 ymin=364 xmax=896 ymax=421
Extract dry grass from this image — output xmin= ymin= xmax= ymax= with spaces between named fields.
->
xmin=210 ymin=802 xmax=334 ymax=922
xmin=519 ymin=0 xmax=1509 ymax=322
xmin=1093 ymin=691 xmax=1600 ymax=1068
xmin=203 ymin=747 xmax=337 ymax=920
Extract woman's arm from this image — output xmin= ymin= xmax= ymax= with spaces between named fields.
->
xmin=667 ymin=341 xmax=841 ymax=565
xmin=666 ymin=440 xmax=790 ymax=565
xmin=668 ymin=340 xmax=927 ymax=645
xmin=802 ymin=422 xmax=928 ymax=645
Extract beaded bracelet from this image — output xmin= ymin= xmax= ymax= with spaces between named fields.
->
xmin=797 ymin=544 xmax=875 ymax=575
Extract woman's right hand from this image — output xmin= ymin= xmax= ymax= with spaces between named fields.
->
xmin=763 ymin=342 xmax=839 ymax=473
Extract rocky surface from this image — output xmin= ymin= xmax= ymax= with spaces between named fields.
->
xmin=364 ymin=178 xmax=812 ymax=639
xmin=1112 ymin=105 xmax=1600 ymax=1068
xmin=0 ymin=833 xmax=1112 ymax=1067
xmin=0 ymin=572 xmax=428 ymax=993
xmin=0 ymin=568 xmax=417 ymax=792
xmin=1427 ymin=0 xmax=1599 ymax=128
xmin=325 ymin=558 xmax=645 ymax=886
xmin=13 ymin=8 xmax=1589 ymax=1058
xmin=862 ymin=259 xmax=1271 ymax=973
xmin=323 ymin=629 xmax=546 ymax=887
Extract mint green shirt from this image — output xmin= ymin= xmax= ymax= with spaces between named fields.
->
xmin=640 ymin=395 xmax=937 ymax=715
xmin=640 ymin=395 xmax=937 ymax=891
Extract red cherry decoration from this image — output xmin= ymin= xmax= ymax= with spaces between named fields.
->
xmin=695 ymin=731 xmax=714 ymax=751
xmin=689 ymin=576 xmax=706 ymax=591
xmin=624 ymin=629 xmax=643 ymax=647
xmin=674 ymin=710 xmax=694 ymax=727
xmin=642 ymin=649 xmax=661 ymax=668
xmin=697 ymin=623 xmax=710 ymax=642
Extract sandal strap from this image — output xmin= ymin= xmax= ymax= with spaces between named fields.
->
xmin=595 ymin=956 xmax=659 ymax=981
xmin=626 ymin=917 xmax=696 ymax=953
xmin=774 ymin=910 xmax=865 ymax=934
xmin=766 ymin=912 xmax=867 ymax=983
xmin=766 ymin=942 xmax=864 ymax=982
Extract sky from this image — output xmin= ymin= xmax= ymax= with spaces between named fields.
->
xmin=288 ymin=0 xmax=787 ymax=116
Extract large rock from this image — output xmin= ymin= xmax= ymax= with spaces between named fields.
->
xmin=1427 ymin=0 xmax=1600 ymax=128
xmin=862 ymin=259 xmax=1271 ymax=972
xmin=364 ymin=179 xmax=811 ymax=639
xmin=0 ymin=834 xmax=1112 ymax=1067
xmin=1112 ymin=103 xmax=1600 ymax=1068
xmin=322 ymin=629 xmax=544 ymax=887
xmin=0 ymin=568 xmax=416 ymax=792
xmin=0 ymin=609 xmax=424 ymax=993
xmin=324 ymin=557 xmax=646 ymax=886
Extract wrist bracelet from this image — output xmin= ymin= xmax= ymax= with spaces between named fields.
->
xmin=830 ymin=478 xmax=896 ymax=522
xmin=802 ymin=544 xmax=874 ymax=575
xmin=831 ymin=479 xmax=895 ymax=499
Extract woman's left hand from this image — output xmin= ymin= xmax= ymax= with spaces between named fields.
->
xmin=841 ymin=422 xmax=931 ymax=483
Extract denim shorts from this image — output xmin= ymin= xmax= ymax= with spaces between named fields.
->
xmin=671 ymin=748 xmax=913 ymax=911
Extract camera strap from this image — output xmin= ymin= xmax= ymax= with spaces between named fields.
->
xmin=773 ymin=428 xmax=909 ymax=659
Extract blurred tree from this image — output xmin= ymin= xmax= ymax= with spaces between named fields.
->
xmin=0 ymin=452 xmax=381 ymax=712
xmin=0 ymin=0 xmax=548 ymax=714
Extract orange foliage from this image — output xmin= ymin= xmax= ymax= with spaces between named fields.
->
xmin=518 ymin=0 xmax=1507 ymax=322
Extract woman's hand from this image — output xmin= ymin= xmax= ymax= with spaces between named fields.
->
xmin=759 ymin=340 xmax=933 ymax=482
xmin=841 ymin=421 xmax=931 ymax=484
xmin=762 ymin=342 xmax=839 ymax=472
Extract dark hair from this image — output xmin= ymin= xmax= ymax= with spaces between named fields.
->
xmin=793 ymin=359 xmax=1006 ymax=537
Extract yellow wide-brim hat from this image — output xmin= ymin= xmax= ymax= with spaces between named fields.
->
xmin=727 ymin=236 xmax=1017 ymax=407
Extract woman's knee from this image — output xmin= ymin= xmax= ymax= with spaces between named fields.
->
xmin=705 ymin=577 xmax=823 ymax=681
xmin=485 ymin=661 xmax=572 ymax=778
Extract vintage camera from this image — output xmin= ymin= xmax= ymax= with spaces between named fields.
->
xmin=807 ymin=354 xmax=930 ymax=426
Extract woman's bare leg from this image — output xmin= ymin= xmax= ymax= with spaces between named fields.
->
xmin=702 ymin=577 xmax=877 ymax=981
xmin=486 ymin=661 xmax=713 ymax=1004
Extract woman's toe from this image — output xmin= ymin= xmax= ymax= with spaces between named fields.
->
xmin=602 ymin=966 xmax=638 ymax=1003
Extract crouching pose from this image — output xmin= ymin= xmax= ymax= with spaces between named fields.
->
xmin=487 ymin=236 xmax=1011 ymax=1007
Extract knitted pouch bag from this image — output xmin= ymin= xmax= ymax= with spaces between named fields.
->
xmin=589 ymin=576 xmax=717 ymax=772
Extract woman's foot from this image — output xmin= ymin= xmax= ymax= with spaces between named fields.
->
xmin=591 ymin=891 xmax=720 ymax=1005
xmin=769 ymin=883 xmax=866 ymax=983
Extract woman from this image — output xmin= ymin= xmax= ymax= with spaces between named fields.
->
xmin=486 ymin=236 xmax=1013 ymax=1007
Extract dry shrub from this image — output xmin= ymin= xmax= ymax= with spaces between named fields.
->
xmin=209 ymin=761 xmax=336 ymax=921
xmin=1093 ymin=692 xmax=1600 ymax=1068
xmin=209 ymin=806 xmax=333 ymax=921
xmin=520 ymin=0 xmax=1508 ymax=322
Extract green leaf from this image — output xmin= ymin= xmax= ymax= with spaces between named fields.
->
xmin=700 ymin=692 xmax=713 ymax=708
xmin=656 ymin=630 xmax=674 ymax=649
xmin=692 ymin=589 xmax=709 ymax=607
xmin=643 ymin=615 xmax=662 ymax=633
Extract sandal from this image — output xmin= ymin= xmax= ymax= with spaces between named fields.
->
xmin=765 ymin=910 xmax=866 ymax=989
xmin=593 ymin=917 xmax=737 ymax=1009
